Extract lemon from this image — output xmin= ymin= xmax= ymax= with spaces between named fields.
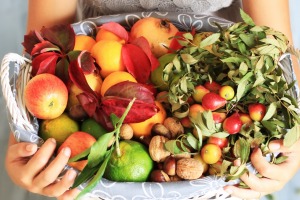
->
xmin=81 ymin=118 xmax=107 ymax=139
xmin=104 ymin=140 xmax=154 ymax=182
xmin=39 ymin=113 xmax=80 ymax=146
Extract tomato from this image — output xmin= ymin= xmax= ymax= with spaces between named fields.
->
xmin=200 ymin=143 xmax=222 ymax=164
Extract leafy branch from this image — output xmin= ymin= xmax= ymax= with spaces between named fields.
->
xmin=68 ymin=98 xmax=136 ymax=199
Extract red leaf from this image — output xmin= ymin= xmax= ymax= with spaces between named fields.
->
xmin=131 ymin=37 xmax=160 ymax=71
xmin=77 ymin=51 xmax=96 ymax=74
xmin=122 ymin=44 xmax=151 ymax=83
xmin=101 ymin=97 xmax=158 ymax=123
xmin=100 ymin=22 xmax=129 ymax=43
xmin=77 ymin=92 xmax=99 ymax=117
xmin=22 ymin=30 xmax=43 ymax=55
xmin=41 ymin=24 xmax=75 ymax=53
xmin=68 ymin=51 xmax=97 ymax=96
xmin=31 ymin=52 xmax=60 ymax=76
xmin=168 ymin=31 xmax=185 ymax=53
xmin=104 ymin=81 xmax=155 ymax=104
xmin=93 ymin=108 xmax=114 ymax=131
xmin=31 ymin=41 xmax=61 ymax=56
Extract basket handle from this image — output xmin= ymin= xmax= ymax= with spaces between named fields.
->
xmin=1 ymin=53 xmax=42 ymax=144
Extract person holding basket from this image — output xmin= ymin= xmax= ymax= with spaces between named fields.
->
xmin=4 ymin=0 xmax=300 ymax=200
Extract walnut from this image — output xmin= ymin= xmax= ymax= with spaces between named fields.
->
xmin=176 ymin=158 xmax=203 ymax=180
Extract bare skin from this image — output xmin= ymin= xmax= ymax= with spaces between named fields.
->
xmin=4 ymin=0 xmax=299 ymax=199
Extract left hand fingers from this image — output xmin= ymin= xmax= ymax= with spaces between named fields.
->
xmin=224 ymin=185 xmax=266 ymax=200
xmin=251 ymin=147 xmax=299 ymax=182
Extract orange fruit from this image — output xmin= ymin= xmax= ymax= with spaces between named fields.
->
xmin=91 ymin=40 xmax=125 ymax=78
xmin=130 ymin=101 xmax=167 ymax=138
xmin=104 ymin=140 xmax=154 ymax=182
xmin=100 ymin=71 xmax=137 ymax=96
xmin=74 ymin=35 xmax=96 ymax=52
xmin=96 ymin=28 xmax=125 ymax=44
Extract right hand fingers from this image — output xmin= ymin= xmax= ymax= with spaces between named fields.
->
xmin=33 ymin=146 xmax=72 ymax=188
xmin=6 ymin=141 xmax=38 ymax=163
xmin=42 ymin=169 xmax=78 ymax=198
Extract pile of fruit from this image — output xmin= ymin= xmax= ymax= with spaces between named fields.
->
xmin=22 ymin=10 xmax=300 ymax=199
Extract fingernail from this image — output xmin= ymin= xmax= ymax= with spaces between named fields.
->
xmin=25 ymin=144 xmax=36 ymax=152
xmin=269 ymin=142 xmax=280 ymax=151
xmin=49 ymin=138 xmax=56 ymax=144
xmin=63 ymin=147 xmax=71 ymax=157
xmin=67 ymin=170 xmax=77 ymax=181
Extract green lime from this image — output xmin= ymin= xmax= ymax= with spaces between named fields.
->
xmin=81 ymin=118 xmax=107 ymax=139
xmin=104 ymin=140 xmax=154 ymax=182
xmin=39 ymin=113 xmax=80 ymax=146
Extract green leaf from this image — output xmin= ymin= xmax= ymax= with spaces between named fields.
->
xmin=164 ymin=140 xmax=185 ymax=154
xmin=75 ymin=149 xmax=113 ymax=200
xmin=284 ymin=125 xmax=300 ymax=147
xmin=87 ymin=132 xmax=114 ymax=168
xmin=185 ymin=132 xmax=200 ymax=150
xmin=181 ymin=53 xmax=198 ymax=65
xmin=71 ymin=165 xmax=99 ymax=189
xmin=68 ymin=148 xmax=90 ymax=163
xmin=200 ymin=33 xmax=220 ymax=48
xmin=239 ymin=33 xmax=255 ymax=47
xmin=240 ymin=9 xmax=255 ymax=26
xmin=262 ymin=102 xmax=277 ymax=121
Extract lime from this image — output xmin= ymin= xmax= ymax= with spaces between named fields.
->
xmin=81 ymin=118 xmax=107 ymax=139
xmin=104 ymin=140 xmax=154 ymax=182
xmin=39 ymin=113 xmax=80 ymax=146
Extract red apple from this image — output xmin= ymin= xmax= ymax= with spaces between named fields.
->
xmin=201 ymin=92 xmax=227 ymax=111
xmin=248 ymin=103 xmax=266 ymax=121
xmin=58 ymin=131 xmax=96 ymax=157
xmin=24 ymin=73 xmax=68 ymax=119
xmin=192 ymin=85 xmax=210 ymax=102
xmin=222 ymin=113 xmax=242 ymax=134
xmin=204 ymin=81 xmax=222 ymax=93
xmin=58 ymin=131 xmax=97 ymax=171
xmin=207 ymin=136 xmax=228 ymax=149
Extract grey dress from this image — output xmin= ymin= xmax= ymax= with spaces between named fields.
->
xmin=77 ymin=0 xmax=242 ymax=22
xmin=0 ymin=0 xmax=242 ymax=200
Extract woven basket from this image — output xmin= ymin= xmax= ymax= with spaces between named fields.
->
xmin=1 ymin=12 xmax=299 ymax=200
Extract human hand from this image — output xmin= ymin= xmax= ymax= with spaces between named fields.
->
xmin=224 ymin=138 xmax=300 ymax=199
xmin=5 ymin=137 xmax=78 ymax=198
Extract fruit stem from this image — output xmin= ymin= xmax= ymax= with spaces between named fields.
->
xmin=114 ymin=97 xmax=136 ymax=157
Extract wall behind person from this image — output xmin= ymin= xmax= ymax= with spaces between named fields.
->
xmin=0 ymin=1 xmax=54 ymax=200
xmin=0 ymin=1 xmax=299 ymax=200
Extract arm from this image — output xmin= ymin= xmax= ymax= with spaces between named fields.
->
xmin=242 ymin=0 xmax=300 ymax=88
xmin=5 ymin=2 xmax=79 ymax=198
xmin=27 ymin=0 xmax=77 ymax=32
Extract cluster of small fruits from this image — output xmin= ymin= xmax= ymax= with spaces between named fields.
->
xmin=21 ymin=12 xmax=299 ymax=197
